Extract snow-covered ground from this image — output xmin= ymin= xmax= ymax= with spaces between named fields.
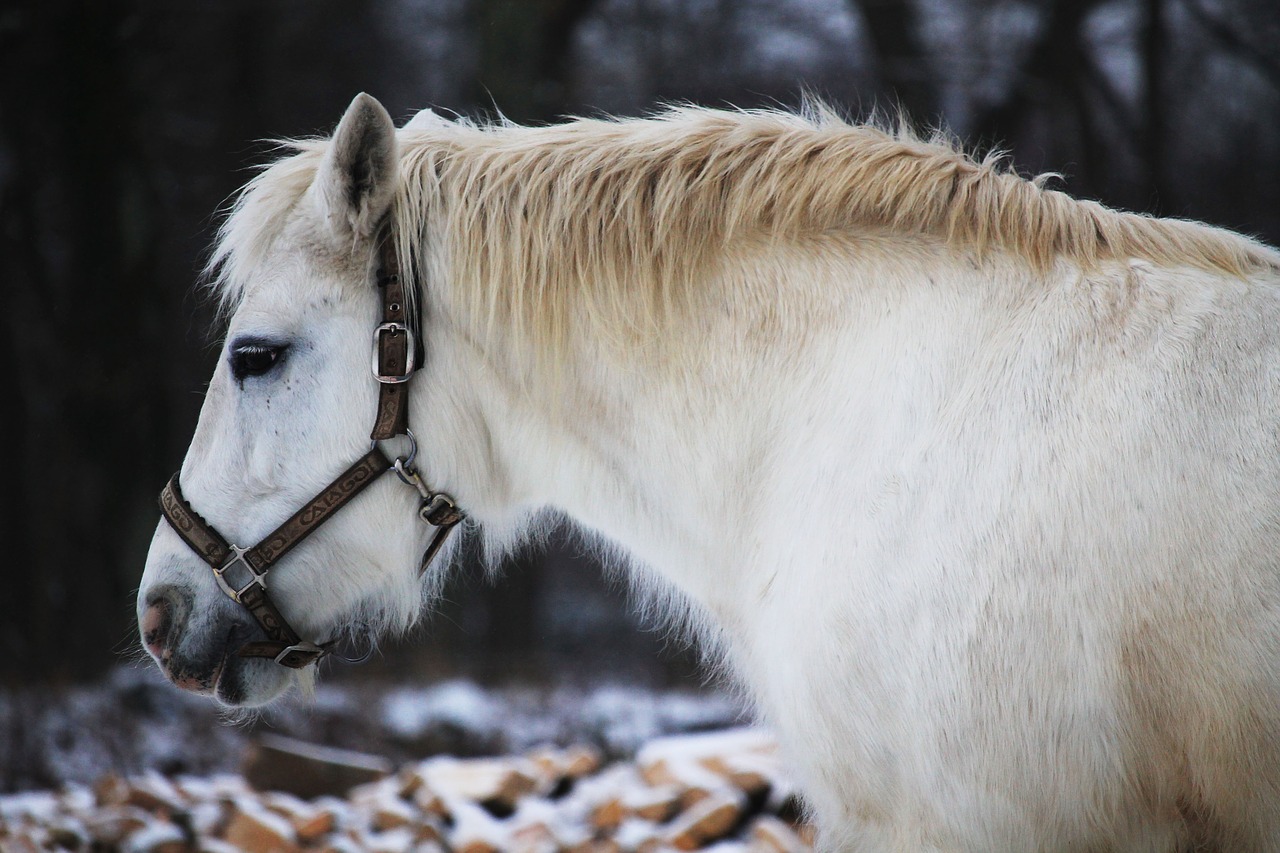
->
xmin=1 ymin=669 xmax=817 ymax=850
xmin=0 ymin=666 xmax=748 ymax=795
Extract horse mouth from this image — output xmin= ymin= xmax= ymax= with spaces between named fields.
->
xmin=212 ymin=656 xmax=249 ymax=705
xmin=166 ymin=651 xmax=261 ymax=706
xmin=158 ymin=623 xmax=247 ymax=700
xmin=165 ymin=657 xmax=225 ymax=695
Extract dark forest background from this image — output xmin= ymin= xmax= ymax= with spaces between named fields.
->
xmin=2 ymin=0 xmax=1279 ymax=687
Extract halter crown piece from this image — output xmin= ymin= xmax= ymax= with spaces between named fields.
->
xmin=158 ymin=227 xmax=463 ymax=669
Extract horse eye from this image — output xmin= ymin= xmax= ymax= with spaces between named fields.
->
xmin=229 ymin=342 xmax=287 ymax=380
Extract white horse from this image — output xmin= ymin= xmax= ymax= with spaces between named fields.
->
xmin=140 ymin=92 xmax=1280 ymax=851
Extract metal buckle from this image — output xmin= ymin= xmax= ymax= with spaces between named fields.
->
xmin=274 ymin=641 xmax=327 ymax=668
xmin=213 ymin=545 xmax=267 ymax=604
xmin=372 ymin=322 xmax=415 ymax=383
xmin=420 ymin=492 xmax=462 ymax=527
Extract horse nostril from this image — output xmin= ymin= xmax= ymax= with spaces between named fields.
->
xmin=141 ymin=598 xmax=173 ymax=660
xmin=141 ymin=587 xmax=191 ymax=662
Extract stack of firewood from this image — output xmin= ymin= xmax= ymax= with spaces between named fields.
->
xmin=0 ymin=728 xmax=813 ymax=852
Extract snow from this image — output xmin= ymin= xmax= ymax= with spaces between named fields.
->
xmin=0 ymin=790 xmax=61 ymax=823
xmin=122 ymin=821 xmax=186 ymax=853
xmin=637 ymin=727 xmax=775 ymax=767
xmin=0 ymin=723 xmax=813 ymax=851
xmin=381 ymin=679 xmax=504 ymax=740
xmin=0 ymin=666 xmax=745 ymax=794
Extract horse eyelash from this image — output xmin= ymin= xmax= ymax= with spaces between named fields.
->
xmin=229 ymin=340 xmax=289 ymax=381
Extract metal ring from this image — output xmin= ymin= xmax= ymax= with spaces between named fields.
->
xmin=370 ymin=428 xmax=417 ymax=470
xmin=323 ymin=624 xmax=376 ymax=665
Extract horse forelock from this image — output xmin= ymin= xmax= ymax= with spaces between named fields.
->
xmin=204 ymin=141 xmax=328 ymax=318
xmin=208 ymin=102 xmax=1280 ymax=354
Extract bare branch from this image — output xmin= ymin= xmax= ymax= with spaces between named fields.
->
xmin=1178 ymin=0 xmax=1280 ymax=90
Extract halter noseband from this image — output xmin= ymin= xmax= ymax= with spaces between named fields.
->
xmin=157 ymin=231 xmax=463 ymax=669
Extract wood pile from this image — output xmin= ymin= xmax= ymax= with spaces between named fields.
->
xmin=0 ymin=728 xmax=813 ymax=852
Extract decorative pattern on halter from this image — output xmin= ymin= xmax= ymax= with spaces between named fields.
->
xmin=157 ymin=229 xmax=462 ymax=669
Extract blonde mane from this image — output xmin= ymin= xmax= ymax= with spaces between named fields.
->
xmin=212 ymin=104 xmax=1280 ymax=355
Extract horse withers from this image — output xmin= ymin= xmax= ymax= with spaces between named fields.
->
xmin=140 ymin=93 xmax=1280 ymax=851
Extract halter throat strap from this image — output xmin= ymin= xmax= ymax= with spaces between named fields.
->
xmin=157 ymin=231 xmax=462 ymax=669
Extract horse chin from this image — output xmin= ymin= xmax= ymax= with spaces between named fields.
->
xmin=152 ymin=625 xmax=293 ymax=708
xmin=210 ymin=655 xmax=292 ymax=708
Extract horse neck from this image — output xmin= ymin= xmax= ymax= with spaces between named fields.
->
xmin=418 ymin=239 xmax=1016 ymax=625
xmin=418 ymin=321 xmax=752 ymax=609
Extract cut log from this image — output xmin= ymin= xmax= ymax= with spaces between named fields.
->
xmin=360 ymin=825 xmax=418 ymax=853
xmin=242 ymin=734 xmax=391 ymax=799
xmin=509 ymin=818 xmax=560 ymax=853
xmin=642 ymin=757 xmax=735 ymax=808
xmin=292 ymin=808 xmax=336 ymax=843
xmin=369 ymin=797 xmax=417 ymax=831
xmin=614 ymin=816 xmax=662 ymax=848
xmin=9 ymin=726 xmax=801 ymax=853
xmin=703 ymin=751 xmax=782 ymax=798
xmin=197 ymin=840 xmax=243 ymax=853
xmin=418 ymin=756 xmax=539 ymax=807
xmin=261 ymin=791 xmax=317 ymax=830
xmin=221 ymin=797 xmax=300 ymax=853
xmin=83 ymin=805 xmax=152 ymax=845
xmin=663 ymin=789 xmax=747 ymax=851
xmin=445 ymin=798 xmax=510 ymax=853
xmin=748 ymin=815 xmax=810 ymax=852
xmin=623 ymin=784 xmax=682 ymax=823
xmin=122 ymin=820 xmax=188 ymax=853
xmin=637 ymin=729 xmax=776 ymax=772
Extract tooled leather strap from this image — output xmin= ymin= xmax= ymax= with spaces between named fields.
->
xmin=242 ymin=449 xmax=391 ymax=572
xmin=159 ymin=474 xmax=235 ymax=568
xmin=159 ymin=449 xmax=393 ymax=667
xmin=160 ymin=450 xmax=391 ymax=578
xmin=159 ymin=476 xmax=309 ymax=664
xmin=418 ymin=496 xmax=464 ymax=574
xmin=371 ymin=234 xmax=412 ymax=441
xmin=234 ymin=585 xmax=308 ymax=666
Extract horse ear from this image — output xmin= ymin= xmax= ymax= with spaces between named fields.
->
xmin=314 ymin=93 xmax=398 ymax=242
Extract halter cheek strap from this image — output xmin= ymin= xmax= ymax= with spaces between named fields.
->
xmin=158 ymin=450 xmax=393 ymax=667
xmin=157 ymin=230 xmax=463 ymax=669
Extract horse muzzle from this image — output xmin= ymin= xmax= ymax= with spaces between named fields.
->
xmin=139 ymin=582 xmax=286 ymax=704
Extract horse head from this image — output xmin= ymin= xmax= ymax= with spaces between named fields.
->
xmin=138 ymin=94 xmax=453 ymax=705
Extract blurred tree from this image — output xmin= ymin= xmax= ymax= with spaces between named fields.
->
xmin=2 ymin=0 xmax=1279 ymax=688
xmin=1142 ymin=0 xmax=1169 ymax=207
xmin=969 ymin=0 xmax=1113 ymax=191
xmin=1178 ymin=0 xmax=1280 ymax=90
xmin=0 ymin=0 xmax=165 ymax=681
xmin=854 ymin=0 xmax=939 ymax=124
xmin=470 ymin=0 xmax=599 ymax=121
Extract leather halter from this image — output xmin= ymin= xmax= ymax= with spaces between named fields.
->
xmin=158 ymin=232 xmax=463 ymax=669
